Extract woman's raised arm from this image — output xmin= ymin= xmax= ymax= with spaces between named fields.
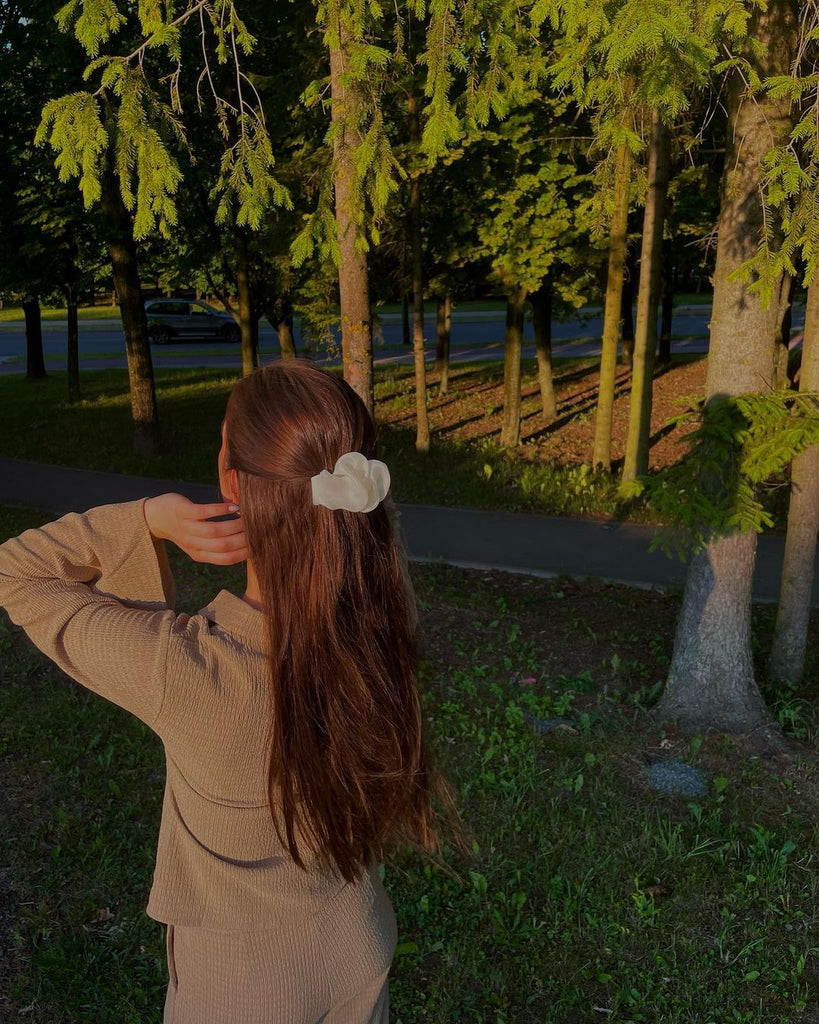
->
xmin=0 ymin=498 xmax=242 ymax=727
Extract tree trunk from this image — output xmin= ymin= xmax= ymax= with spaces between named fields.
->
xmin=622 ymin=110 xmax=671 ymax=483
xmin=438 ymin=295 xmax=451 ymax=396
xmin=435 ymin=296 xmax=447 ymax=369
xmin=235 ymin=231 xmax=258 ymax=376
xmin=23 ymin=296 xmax=46 ymax=380
xmin=66 ymin=287 xmax=80 ymax=403
xmin=409 ymin=91 xmax=430 ymax=453
xmin=329 ymin=18 xmax=374 ymax=414
xmin=767 ymin=280 xmax=819 ymax=686
xmin=264 ymin=297 xmax=296 ymax=359
xmin=771 ymin=274 xmax=795 ymax=389
xmin=656 ymin=0 xmax=799 ymax=734
xmin=100 ymin=169 xmax=160 ymax=457
xmin=500 ymin=287 xmax=527 ymax=448
xmin=532 ymin=282 xmax=557 ymax=419
xmin=620 ymin=264 xmax=635 ymax=369
xmin=402 ymin=294 xmax=411 ymax=346
xmin=276 ymin=316 xmax=297 ymax=360
xmin=658 ymin=237 xmax=674 ymax=365
xmin=592 ymin=142 xmax=632 ymax=471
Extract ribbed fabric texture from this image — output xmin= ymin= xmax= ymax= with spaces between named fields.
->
xmin=164 ymin=877 xmax=395 ymax=1023
xmin=0 ymin=501 xmax=397 ymax=1020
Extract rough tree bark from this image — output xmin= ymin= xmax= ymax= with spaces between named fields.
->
xmin=100 ymin=169 xmax=160 ymax=457
xmin=408 ymin=90 xmax=430 ymax=453
xmin=23 ymin=296 xmax=46 ymax=380
xmin=436 ymin=295 xmax=452 ymax=395
xmin=235 ymin=230 xmax=259 ymax=376
xmin=655 ymin=0 xmax=799 ymax=735
xmin=592 ymin=142 xmax=631 ymax=471
xmin=500 ymin=287 xmax=527 ymax=448
xmin=767 ymin=281 xmax=819 ymax=686
xmin=329 ymin=18 xmax=373 ymax=413
xmin=622 ymin=110 xmax=671 ymax=483
xmin=532 ymin=281 xmax=557 ymax=419
xmin=658 ymin=237 xmax=674 ymax=365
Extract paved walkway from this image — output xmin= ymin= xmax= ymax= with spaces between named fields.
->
xmin=0 ymin=457 xmax=814 ymax=605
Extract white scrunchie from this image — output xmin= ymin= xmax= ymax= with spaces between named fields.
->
xmin=310 ymin=452 xmax=390 ymax=513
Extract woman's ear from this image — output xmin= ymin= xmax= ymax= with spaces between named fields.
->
xmin=228 ymin=468 xmax=241 ymax=507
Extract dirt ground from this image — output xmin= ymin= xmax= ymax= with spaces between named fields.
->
xmin=380 ymin=356 xmax=707 ymax=470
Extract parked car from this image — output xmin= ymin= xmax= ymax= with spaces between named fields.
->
xmin=145 ymin=299 xmax=240 ymax=344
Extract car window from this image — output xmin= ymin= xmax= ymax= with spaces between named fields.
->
xmin=170 ymin=302 xmax=190 ymax=315
xmin=147 ymin=302 xmax=170 ymax=314
xmin=190 ymin=302 xmax=211 ymax=316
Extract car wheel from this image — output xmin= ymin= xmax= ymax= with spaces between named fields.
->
xmin=221 ymin=323 xmax=241 ymax=344
xmin=149 ymin=325 xmax=171 ymax=345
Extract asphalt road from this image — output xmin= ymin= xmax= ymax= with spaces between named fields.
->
xmin=0 ymin=306 xmax=733 ymax=374
xmin=2 ymin=455 xmax=815 ymax=604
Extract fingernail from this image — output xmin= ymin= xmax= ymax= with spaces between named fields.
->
xmin=228 ymin=504 xmax=240 ymax=512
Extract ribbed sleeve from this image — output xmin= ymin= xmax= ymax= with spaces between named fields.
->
xmin=0 ymin=500 xmax=176 ymax=727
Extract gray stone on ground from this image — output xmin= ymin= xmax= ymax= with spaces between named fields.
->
xmin=525 ymin=714 xmax=576 ymax=735
xmin=644 ymin=760 xmax=708 ymax=798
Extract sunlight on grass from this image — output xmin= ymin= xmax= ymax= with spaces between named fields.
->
xmin=0 ymin=367 xmax=643 ymax=520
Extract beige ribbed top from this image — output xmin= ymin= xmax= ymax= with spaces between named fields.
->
xmin=0 ymin=500 xmax=373 ymax=929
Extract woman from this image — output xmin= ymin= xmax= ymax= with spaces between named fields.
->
xmin=0 ymin=361 xmax=441 ymax=1023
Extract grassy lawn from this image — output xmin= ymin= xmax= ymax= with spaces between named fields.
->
xmin=1 ymin=504 xmax=818 ymax=1023
xmin=1 ymin=360 xmax=721 ymax=520
xmin=0 ymin=305 xmax=123 ymax=323
xmin=0 ymin=365 xmax=638 ymax=520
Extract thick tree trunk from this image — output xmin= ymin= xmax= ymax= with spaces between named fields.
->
xmin=329 ymin=20 xmax=373 ymax=413
xmin=409 ymin=91 xmax=430 ymax=453
xmin=235 ymin=231 xmax=258 ymax=376
xmin=592 ymin=142 xmax=632 ymax=471
xmin=532 ymin=282 xmax=557 ymax=419
xmin=658 ymin=237 xmax=674 ymax=365
xmin=500 ymin=287 xmax=527 ymax=448
xmin=23 ymin=296 xmax=46 ymax=380
xmin=767 ymin=281 xmax=819 ymax=686
xmin=656 ymin=0 xmax=799 ymax=734
xmin=622 ymin=110 xmax=671 ymax=483
xmin=66 ymin=288 xmax=80 ymax=403
xmin=100 ymin=169 xmax=160 ymax=458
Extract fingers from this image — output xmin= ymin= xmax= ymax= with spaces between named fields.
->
xmin=190 ymin=547 xmax=249 ymax=566
xmin=187 ymin=516 xmax=245 ymax=539
xmin=197 ymin=532 xmax=248 ymax=554
xmin=187 ymin=501 xmax=240 ymax=522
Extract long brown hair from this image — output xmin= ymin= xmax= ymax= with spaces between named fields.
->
xmin=225 ymin=360 xmax=438 ymax=881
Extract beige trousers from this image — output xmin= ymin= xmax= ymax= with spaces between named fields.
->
xmin=163 ymin=880 xmax=396 ymax=1024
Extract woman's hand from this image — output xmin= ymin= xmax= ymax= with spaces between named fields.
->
xmin=143 ymin=493 xmax=247 ymax=565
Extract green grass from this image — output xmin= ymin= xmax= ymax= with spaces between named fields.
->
xmin=0 ymin=305 xmax=125 ymax=323
xmin=0 ymin=366 xmax=638 ymax=520
xmin=1 ymin=505 xmax=817 ymax=1022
